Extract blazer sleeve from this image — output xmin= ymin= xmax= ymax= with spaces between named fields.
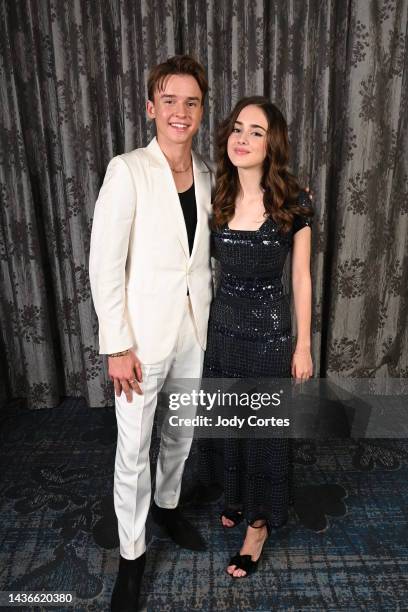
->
xmin=89 ymin=156 xmax=137 ymax=354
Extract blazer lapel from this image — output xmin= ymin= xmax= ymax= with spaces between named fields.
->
xmin=190 ymin=150 xmax=211 ymax=262
xmin=147 ymin=138 xmax=190 ymax=258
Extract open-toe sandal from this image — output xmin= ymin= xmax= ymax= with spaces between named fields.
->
xmin=227 ymin=552 xmax=260 ymax=577
xmin=227 ymin=521 xmax=271 ymax=578
xmin=220 ymin=508 xmax=244 ymax=529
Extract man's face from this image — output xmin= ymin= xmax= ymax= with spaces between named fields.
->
xmin=146 ymin=74 xmax=204 ymax=146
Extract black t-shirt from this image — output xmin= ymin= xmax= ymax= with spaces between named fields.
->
xmin=178 ymin=183 xmax=197 ymax=255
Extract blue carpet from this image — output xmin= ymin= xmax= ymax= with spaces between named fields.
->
xmin=0 ymin=398 xmax=407 ymax=611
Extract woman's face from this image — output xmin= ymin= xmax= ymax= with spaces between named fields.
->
xmin=227 ymin=105 xmax=268 ymax=170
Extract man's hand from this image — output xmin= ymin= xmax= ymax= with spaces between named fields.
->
xmin=108 ymin=351 xmax=143 ymax=402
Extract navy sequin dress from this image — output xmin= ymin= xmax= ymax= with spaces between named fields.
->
xmin=199 ymin=190 xmax=313 ymax=528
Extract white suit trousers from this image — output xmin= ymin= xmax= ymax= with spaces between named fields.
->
xmin=113 ymin=297 xmax=204 ymax=560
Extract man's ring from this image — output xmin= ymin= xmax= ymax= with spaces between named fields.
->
xmin=128 ymin=378 xmax=137 ymax=384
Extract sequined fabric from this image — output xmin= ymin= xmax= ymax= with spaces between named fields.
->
xmin=199 ymin=191 xmax=313 ymax=528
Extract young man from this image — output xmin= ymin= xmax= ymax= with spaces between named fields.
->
xmin=89 ymin=56 xmax=213 ymax=611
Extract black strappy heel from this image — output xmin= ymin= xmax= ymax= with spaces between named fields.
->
xmin=227 ymin=520 xmax=271 ymax=578
xmin=220 ymin=508 xmax=244 ymax=528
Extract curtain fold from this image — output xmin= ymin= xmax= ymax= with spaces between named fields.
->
xmin=0 ymin=0 xmax=407 ymax=408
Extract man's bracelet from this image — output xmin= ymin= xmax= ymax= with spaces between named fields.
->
xmin=108 ymin=349 xmax=131 ymax=358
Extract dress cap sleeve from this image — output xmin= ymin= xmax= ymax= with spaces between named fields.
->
xmin=293 ymin=189 xmax=313 ymax=234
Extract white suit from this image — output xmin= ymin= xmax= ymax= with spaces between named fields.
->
xmin=89 ymin=137 xmax=213 ymax=559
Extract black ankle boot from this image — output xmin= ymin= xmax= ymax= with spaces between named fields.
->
xmin=151 ymin=501 xmax=207 ymax=551
xmin=111 ymin=553 xmax=146 ymax=612
xmin=180 ymin=481 xmax=223 ymax=506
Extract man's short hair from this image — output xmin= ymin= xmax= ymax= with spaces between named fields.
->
xmin=147 ymin=55 xmax=208 ymax=105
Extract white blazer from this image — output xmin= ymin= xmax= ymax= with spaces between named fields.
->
xmin=89 ymin=137 xmax=213 ymax=364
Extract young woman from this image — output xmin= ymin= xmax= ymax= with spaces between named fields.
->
xmin=200 ymin=96 xmax=313 ymax=578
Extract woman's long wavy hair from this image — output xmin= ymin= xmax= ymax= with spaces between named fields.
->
xmin=212 ymin=96 xmax=313 ymax=232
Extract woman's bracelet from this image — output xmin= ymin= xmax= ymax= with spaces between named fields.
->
xmin=108 ymin=349 xmax=131 ymax=358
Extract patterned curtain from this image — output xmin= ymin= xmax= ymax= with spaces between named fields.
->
xmin=1 ymin=0 xmax=407 ymax=408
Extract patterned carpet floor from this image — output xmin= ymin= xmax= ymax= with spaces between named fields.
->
xmin=0 ymin=398 xmax=407 ymax=611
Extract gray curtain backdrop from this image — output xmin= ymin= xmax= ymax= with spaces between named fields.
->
xmin=1 ymin=0 xmax=407 ymax=408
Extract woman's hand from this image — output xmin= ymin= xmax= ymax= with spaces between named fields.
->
xmin=291 ymin=348 xmax=313 ymax=381
xmin=305 ymin=186 xmax=313 ymax=201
